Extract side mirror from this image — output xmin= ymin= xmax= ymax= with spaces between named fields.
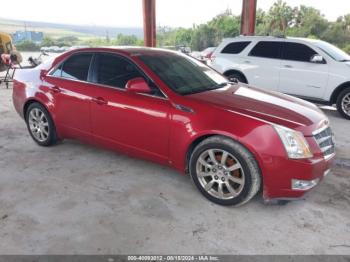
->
xmin=310 ymin=54 xmax=324 ymax=64
xmin=126 ymin=77 xmax=152 ymax=94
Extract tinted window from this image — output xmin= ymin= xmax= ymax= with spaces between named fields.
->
xmin=139 ymin=53 xmax=228 ymax=95
xmin=94 ymin=54 xmax=142 ymax=88
xmin=249 ymin=41 xmax=283 ymax=59
xmin=221 ymin=41 xmax=251 ymax=54
xmin=53 ymin=53 xmax=93 ymax=81
xmin=282 ymin=42 xmax=318 ymax=62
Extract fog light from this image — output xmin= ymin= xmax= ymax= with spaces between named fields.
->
xmin=292 ymin=178 xmax=320 ymax=190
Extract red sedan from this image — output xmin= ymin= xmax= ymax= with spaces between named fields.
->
xmin=12 ymin=47 xmax=335 ymax=206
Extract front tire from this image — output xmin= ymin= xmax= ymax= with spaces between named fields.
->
xmin=189 ymin=136 xmax=261 ymax=206
xmin=25 ymin=102 xmax=58 ymax=146
xmin=336 ymin=87 xmax=350 ymax=120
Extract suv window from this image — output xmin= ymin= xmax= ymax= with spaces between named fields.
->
xmin=249 ymin=41 xmax=283 ymax=59
xmin=52 ymin=53 xmax=93 ymax=81
xmin=94 ymin=53 xmax=143 ymax=88
xmin=282 ymin=42 xmax=318 ymax=62
xmin=221 ymin=41 xmax=251 ymax=54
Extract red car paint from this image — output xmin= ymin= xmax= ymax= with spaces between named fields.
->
xmin=12 ymin=47 xmax=334 ymax=200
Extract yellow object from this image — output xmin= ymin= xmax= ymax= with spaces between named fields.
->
xmin=0 ymin=32 xmax=14 ymax=54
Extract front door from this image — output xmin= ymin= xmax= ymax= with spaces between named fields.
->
xmin=89 ymin=53 xmax=171 ymax=163
xmin=278 ymin=42 xmax=329 ymax=99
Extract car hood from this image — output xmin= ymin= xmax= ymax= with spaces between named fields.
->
xmin=187 ymin=84 xmax=328 ymax=136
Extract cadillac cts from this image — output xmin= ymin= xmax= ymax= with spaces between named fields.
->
xmin=12 ymin=47 xmax=335 ymax=206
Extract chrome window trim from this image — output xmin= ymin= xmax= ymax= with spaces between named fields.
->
xmin=46 ymin=50 xmax=169 ymax=100
xmin=47 ymin=75 xmax=168 ymax=101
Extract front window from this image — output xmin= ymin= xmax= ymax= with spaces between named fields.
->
xmin=93 ymin=53 xmax=143 ymax=88
xmin=314 ymin=41 xmax=350 ymax=62
xmin=282 ymin=42 xmax=318 ymax=62
xmin=138 ymin=52 xmax=228 ymax=95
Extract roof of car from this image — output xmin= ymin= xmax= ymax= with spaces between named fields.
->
xmin=68 ymin=46 xmax=178 ymax=56
xmin=223 ymin=35 xmax=322 ymax=43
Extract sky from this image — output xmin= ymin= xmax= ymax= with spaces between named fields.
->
xmin=1 ymin=0 xmax=350 ymax=28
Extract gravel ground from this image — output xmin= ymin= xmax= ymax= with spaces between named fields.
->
xmin=0 ymin=84 xmax=349 ymax=255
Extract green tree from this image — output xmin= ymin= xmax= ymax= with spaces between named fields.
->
xmin=288 ymin=6 xmax=328 ymax=38
xmin=266 ymin=0 xmax=295 ymax=34
xmin=41 ymin=36 xmax=55 ymax=47
xmin=208 ymin=9 xmax=240 ymax=38
xmin=15 ymin=40 xmax=40 ymax=51
xmin=191 ymin=24 xmax=221 ymax=51
xmin=113 ymin=34 xmax=139 ymax=46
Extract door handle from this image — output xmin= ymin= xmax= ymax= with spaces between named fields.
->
xmin=92 ymin=97 xmax=107 ymax=105
xmin=50 ymin=86 xmax=61 ymax=93
xmin=243 ymin=60 xmax=251 ymax=64
xmin=283 ymin=65 xmax=293 ymax=68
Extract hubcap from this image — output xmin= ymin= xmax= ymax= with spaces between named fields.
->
xmin=28 ymin=108 xmax=49 ymax=142
xmin=196 ymin=149 xmax=245 ymax=200
xmin=341 ymin=93 xmax=350 ymax=117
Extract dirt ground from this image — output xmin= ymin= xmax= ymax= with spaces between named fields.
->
xmin=0 ymin=84 xmax=349 ymax=255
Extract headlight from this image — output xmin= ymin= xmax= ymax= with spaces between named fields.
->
xmin=273 ymin=125 xmax=313 ymax=159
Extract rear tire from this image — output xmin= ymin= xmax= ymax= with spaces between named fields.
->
xmin=25 ymin=102 xmax=58 ymax=146
xmin=189 ymin=136 xmax=261 ymax=206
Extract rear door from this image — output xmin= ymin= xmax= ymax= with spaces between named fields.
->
xmin=89 ymin=53 xmax=171 ymax=163
xmin=45 ymin=53 xmax=94 ymax=141
xmin=278 ymin=41 xmax=329 ymax=99
xmin=244 ymin=41 xmax=283 ymax=91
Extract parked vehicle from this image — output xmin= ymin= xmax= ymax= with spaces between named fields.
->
xmin=28 ymin=50 xmax=49 ymax=67
xmin=209 ymin=36 xmax=350 ymax=119
xmin=13 ymin=47 xmax=335 ymax=206
xmin=189 ymin=51 xmax=202 ymax=60
xmin=177 ymin=45 xmax=191 ymax=54
xmin=200 ymin=46 xmax=216 ymax=63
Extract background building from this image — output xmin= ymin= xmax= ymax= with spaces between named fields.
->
xmin=12 ymin=31 xmax=43 ymax=44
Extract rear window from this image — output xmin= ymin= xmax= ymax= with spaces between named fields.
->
xmin=249 ymin=41 xmax=283 ymax=59
xmin=52 ymin=53 xmax=93 ymax=81
xmin=221 ymin=41 xmax=251 ymax=54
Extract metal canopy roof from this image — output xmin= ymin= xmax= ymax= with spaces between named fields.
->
xmin=142 ymin=0 xmax=257 ymax=47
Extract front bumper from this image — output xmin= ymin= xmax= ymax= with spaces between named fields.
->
xmin=262 ymin=152 xmax=334 ymax=200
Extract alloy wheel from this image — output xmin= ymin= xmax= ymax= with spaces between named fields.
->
xmin=341 ymin=92 xmax=350 ymax=117
xmin=28 ymin=108 xmax=50 ymax=142
xmin=196 ymin=149 xmax=245 ymax=200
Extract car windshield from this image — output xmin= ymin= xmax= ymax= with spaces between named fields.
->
xmin=314 ymin=41 xmax=350 ymax=62
xmin=138 ymin=52 xmax=228 ymax=95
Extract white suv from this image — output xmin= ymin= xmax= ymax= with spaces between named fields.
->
xmin=209 ymin=36 xmax=350 ymax=119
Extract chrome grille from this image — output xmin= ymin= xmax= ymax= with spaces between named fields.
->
xmin=313 ymin=126 xmax=335 ymax=158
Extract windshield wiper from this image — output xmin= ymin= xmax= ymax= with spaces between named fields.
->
xmin=339 ymin=59 xmax=350 ymax=62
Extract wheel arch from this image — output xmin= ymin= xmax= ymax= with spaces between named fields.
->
xmin=223 ymin=69 xmax=248 ymax=84
xmin=23 ymin=98 xmax=49 ymax=118
xmin=330 ymin=81 xmax=350 ymax=104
